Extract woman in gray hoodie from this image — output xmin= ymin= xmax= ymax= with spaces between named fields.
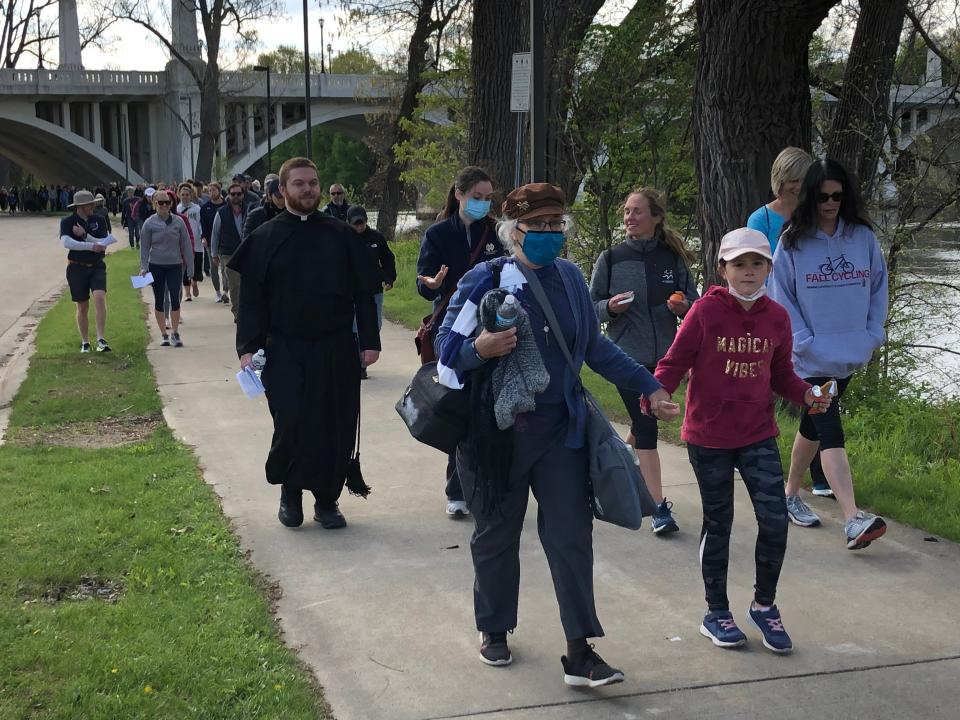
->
xmin=589 ymin=188 xmax=699 ymax=534
xmin=140 ymin=190 xmax=194 ymax=347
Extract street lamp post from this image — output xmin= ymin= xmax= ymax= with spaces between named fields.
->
xmin=327 ymin=43 xmax=332 ymax=72
xmin=302 ymin=0 xmax=313 ymax=161
xmin=320 ymin=18 xmax=325 ymax=74
xmin=179 ymin=94 xmax=195 ymax=178
xmin=253 ymin=64 xmax=272 ymax=172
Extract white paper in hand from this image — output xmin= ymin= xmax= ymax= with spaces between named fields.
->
xmin=131 ymin=273 xmax=154 ymax=289
xmin=236 ymin=366 xmax=265 ymax=398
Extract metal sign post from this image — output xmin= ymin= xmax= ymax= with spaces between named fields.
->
xmin=511 ymin=52 xmax=530 ymax=188
xmin=530 ymin=0 xmax=545 ymax=183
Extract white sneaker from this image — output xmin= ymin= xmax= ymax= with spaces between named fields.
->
xmin=446 ymin=500 xmax=470 ymax=519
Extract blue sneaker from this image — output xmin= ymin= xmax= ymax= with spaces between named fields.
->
xmin=747 ymin=604 xmax=793 ymax=654
xmin=699 ymin=610 xmax=746 ymax=648
xmin=651 ymin=498 xmax=679 ymax=534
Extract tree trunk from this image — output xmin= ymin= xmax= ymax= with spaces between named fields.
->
xmin=826 ymin=0 xmax=908 ymax=197
xmin=693 ymin=0 xmax=838 ymax=287
xmin=195 ymin=63 xmax=220 ymax=182
xmin=467 ymin=0 xmax=529 ymax=196
xmin=376 ymin=0 xmax=437 ymax=241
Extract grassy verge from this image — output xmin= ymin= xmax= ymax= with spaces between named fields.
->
xmin=0 ymin=250 xmax=327 ymax=718
xmin=384 ymin=236 xmax=960 ymax=542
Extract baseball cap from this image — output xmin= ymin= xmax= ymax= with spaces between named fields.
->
xmin=144 ymin=187 xmax=156 ymax=198
xmin=232 ymin=173 xmax=247 ymax=182
xmin=718 ymin=228 xmax=773 ymax=262
xmin=346 ymin=205 xmax=367 ymax=224
xmin=68 ymin=190 xmax=96 ymax=207
xmin=266 ymin=179 xmax=281 ymax=197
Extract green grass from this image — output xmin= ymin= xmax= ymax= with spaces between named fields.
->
xmin=384 ymin=238 xmax=960 ymax=542
xmin=0 ymin=250 xmax=327 ymax=718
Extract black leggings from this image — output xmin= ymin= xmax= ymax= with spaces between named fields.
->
xmin=798 ymin=375 xmax=852 ymax=450
xmin=150 ymin=263 xmax=183 ymax=312
xmin=687 ymin=438 xmax=789 ymax=611
xmin=617 ymin=365 xmax=658 ymax=449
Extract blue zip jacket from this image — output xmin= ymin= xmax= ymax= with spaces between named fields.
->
xmin=436 ymin=256 xmax=662 ymax=449
xmin=416 ymin=213 xmax=504 ymax=315
xmin=770 ymin=218 xmax=888 ymax=379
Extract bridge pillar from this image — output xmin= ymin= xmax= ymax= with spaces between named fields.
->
xmin=120 ymin=102 xmax=132 ymax=174
xmin=58 ymin=0 xmax=83 ymax=70
xmin=61 ymin=102 xmax=71 ymax=133
xmin=92 ymin=101 xmax=102 ymax=147
xmin=275 ymin=102 xmax=283 ymax=135
xmin=234 ymin=105 xmax=244 ymax=156
xmin=218 ymin=104 xmax=228 ymax=160
xmin=246 ymin=103 xmax=256 ymax=156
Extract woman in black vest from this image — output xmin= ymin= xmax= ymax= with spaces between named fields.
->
xmin=589 ymin=188 xmax=699 ymax=534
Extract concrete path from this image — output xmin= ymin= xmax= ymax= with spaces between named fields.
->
xmin=143 ymin=270 xmax=960 ymax=719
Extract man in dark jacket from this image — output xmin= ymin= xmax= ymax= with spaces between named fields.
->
xmin=199 ymin=182 xmax=226 ymax=301
xmin=321 ymin=183 xmax=350 ymax=221
xmin=346 ymin=205 xmax=396 ymax=379
xmin=242 ymin=178 xmax=285 ymax=239
xmin=211 ymin=182 xmax=249 ymax=320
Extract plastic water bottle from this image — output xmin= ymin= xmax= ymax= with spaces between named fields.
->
xmin=494 ymin=295 xmax=519 ymax=331
xmin=251 ymin=349 xmax=267 ymax=372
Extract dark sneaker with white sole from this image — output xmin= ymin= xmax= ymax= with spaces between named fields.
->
xmin=699 ymin=610 xmax=747 ymax=648
xmin=747 ymin=604 xmax=793 ymax=654
xmin=160 ymin=334 xmax=170 ymax=347
xmin=479 ymin=632 xmax=512 ymax=666
xmin=170 ymin=332 xmax=183 ymax=348
xmin=561 ymin=646 xmax=624 ymax=688
xmin=96 ymin=338 xmax=112 ymax=352
xmin=845 ymin=510 xmax=886 ymax=549
xmin=80 ymin=342 xmax=91 ymax=353
xmin=650 ymin=497 xmax=679 ymax=534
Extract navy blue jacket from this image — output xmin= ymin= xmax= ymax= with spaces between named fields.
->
xmin=416 ymin=212 xmax=504 ymax=315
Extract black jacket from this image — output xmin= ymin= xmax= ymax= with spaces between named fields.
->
xmin=322 ymin=201 xmax=350 ymax=222
xmin=200 ymin=198 xmax=226 ymax=241
xmin=242 ymin=201 xmax=284 ymax=241
xmin=356 ymin=227 xmax=397 ymax=288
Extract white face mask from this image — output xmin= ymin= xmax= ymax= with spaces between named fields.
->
xmin=727 ymin=285 xmax=767 ymax=302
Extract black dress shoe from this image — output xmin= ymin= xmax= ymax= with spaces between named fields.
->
xmin=314 ymin=501 xmax=347 ymax=529
xmin=278 ymin=486 xmax=304 ymax=527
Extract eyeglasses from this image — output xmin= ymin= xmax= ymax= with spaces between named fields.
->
xmin=331 ymin=191 xmax=344 ymax=196
xmin=816 ymin=191 xmax=843 ymax=203
xmin=155 ymin=200 xmax=171 ymax=205
xmin=521 ymin=219 xmax=567 ymax=232
xmin=228 ymin=192 xmax=243 ymax=197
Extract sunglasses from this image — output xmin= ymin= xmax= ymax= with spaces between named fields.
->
xmin=816 ymin=191 xmax=843 ymax=203
xmin=155 ymin=200 xmax=171 ymax=205
xmin=331 ymin=191 xmax=344 ymax=196
xmin=228 ymin=192 xmax=243 ymax=197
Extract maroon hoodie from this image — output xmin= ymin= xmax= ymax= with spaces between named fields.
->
xmin=654 ymin=286 xmax=811 ymax=449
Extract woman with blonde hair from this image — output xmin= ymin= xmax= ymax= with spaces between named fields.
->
xmin=589 ymin=188 xmax=699 ymax=535
xmin=747 ymin=146 xmax=814 ymax=252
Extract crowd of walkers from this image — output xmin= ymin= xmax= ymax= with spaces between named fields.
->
xmin=1 ymin=182 xmax=129 ymax=215
xmin=52 ymin=149 xmax=889 ymax=691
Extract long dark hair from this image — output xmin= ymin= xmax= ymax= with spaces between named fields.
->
xmin=438 ymin=165 xmax=493 ymax=220
xmin=780 ymin=158 xmax=872 ymax=249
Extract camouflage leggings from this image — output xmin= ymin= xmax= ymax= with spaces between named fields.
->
xmin=687 ymin=438 xmax=789 ymax=611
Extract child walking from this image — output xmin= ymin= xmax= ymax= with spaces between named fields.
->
xmin=649 ymin=228 xmax=830 ymax=653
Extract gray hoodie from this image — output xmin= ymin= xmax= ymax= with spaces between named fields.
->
xmin=589 ymin=237 xmax=699 ymax=367
xmin=140 ymin=213 xmax=194 ymax=277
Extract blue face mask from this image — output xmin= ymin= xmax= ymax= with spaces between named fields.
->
xmin=519 ymin=230 xmax=565 ymax=265
xmin=464 ymin=197 xmax=491 ymax=220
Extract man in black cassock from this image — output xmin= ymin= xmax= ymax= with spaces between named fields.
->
xmin=229 ymin=157 xmax=381 ymax=529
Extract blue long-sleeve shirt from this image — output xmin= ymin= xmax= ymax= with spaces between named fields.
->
xmin=436 ymin=257 xmax=662 ymax=448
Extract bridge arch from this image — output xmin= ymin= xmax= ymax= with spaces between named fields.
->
xmin=0 ymin=107 xmax=145 ymax=186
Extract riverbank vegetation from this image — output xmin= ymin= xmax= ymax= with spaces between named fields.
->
xmin=0 ymin=251 xmax=327 ymax=718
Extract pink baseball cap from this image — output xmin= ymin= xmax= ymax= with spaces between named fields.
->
xmin=718 ymin=227 xmax=773 ymax=262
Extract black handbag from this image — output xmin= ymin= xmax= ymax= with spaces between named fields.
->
xmin=395 ymin=361 xmax=470 ymax=454
xmin=519 ymin=263 xmax=656 ymax=530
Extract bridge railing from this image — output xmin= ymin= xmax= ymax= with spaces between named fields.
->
xmin=0 ymin=68 xmax=167 ymax=95
xmin=220 ymin=72 xmax=401 ymax=99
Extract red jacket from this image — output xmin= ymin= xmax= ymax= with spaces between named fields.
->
xmin=654 ymin=286 xmax=810 ymax=449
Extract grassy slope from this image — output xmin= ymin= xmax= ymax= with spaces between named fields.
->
xmin=0 ymin=250 xmax=327 ymax=719
xmin=383 ymin=233 xmax=960 ymax=542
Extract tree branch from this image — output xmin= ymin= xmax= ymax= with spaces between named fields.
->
xmin=905 ymin=8 xmax=958 ymax=78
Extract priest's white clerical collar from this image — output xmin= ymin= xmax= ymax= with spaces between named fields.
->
xmin=287 ymin=208 xmax=312 ymax=221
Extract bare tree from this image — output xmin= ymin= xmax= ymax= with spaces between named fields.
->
xmin=1 ymin=0 xmax=57 ymax=68
xmin=104 ymin=0 xmax=278 ymax=180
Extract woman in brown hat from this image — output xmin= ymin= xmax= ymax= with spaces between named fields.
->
xmin=436 ymin=182 xmax=678 ymax=686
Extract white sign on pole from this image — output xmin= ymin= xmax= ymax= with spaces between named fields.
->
xmin=511 ymin=52 xmax=531 ymax=113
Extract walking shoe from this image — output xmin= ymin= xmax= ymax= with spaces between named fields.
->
xmin=278 ymin=486 xmax=303 ymax=528
xmin=651 ymin=498 xmax=679 ymax=534
xmin=215 ymin=292 xmax=222 ymax=303
xmin=160 ymin=334 xmax=170 ymax=347
xmin=184 ymin=296 xmax=192 ymax=302
xmin=80 ymin=341 xmax=91 ymax=353
xmin=170 ymin=332 xmax=183 ymax=348
xmin=699 ymin=610 xmax=747 ymax=648
xmin=561 ymin=646 xmax=624 ymax=688
xmin=747 ymin=604 xmax=793 ymax=654
xmin=786 ymin=494 xmax=821 ymax=527
xmin=314 ymin=501 xmax=347 ymax=529
xmin=96 ymin=338 xmax=112 ymax=352
xmin=360 ymin=367 xmax=368 ymax=380
xmin=811 ymin=480 xmax=835 ymax=498
xmin=446 ymin=500 xmax=470 ymax=519
xmin=845 ymin=510 xmax=886 ymax=550
xmin=192 ymin=284 xmax=199 ymax=297
xmin=479 ymin=632 xmax=512 ymax=666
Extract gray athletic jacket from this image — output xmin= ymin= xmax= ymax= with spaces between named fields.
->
xmin=140 ymin=213 xmax=194 ymax=277
xmin=589 ymin=237 xmax=699 ymax=367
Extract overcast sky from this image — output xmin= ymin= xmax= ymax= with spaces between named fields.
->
xmin=75 ymin=0 xmax=633 ymax=72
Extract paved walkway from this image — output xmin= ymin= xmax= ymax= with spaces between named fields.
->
xmin=141 ymin=266 xmax=960 ymax=719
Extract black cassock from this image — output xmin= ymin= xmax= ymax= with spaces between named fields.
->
xmin=229 ymin=210 xmax=381 ymax=501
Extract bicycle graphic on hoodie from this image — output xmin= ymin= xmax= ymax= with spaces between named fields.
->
xmin=819 ymin=254 xmax=855 ymax=275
